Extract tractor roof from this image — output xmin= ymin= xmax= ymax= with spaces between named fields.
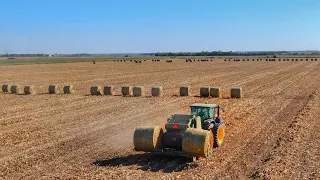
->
xmin=190 ymin=103 xmax=218 ymax=108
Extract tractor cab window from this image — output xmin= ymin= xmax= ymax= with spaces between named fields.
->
xmin=191 ymin=107 xmax=211 ymax=120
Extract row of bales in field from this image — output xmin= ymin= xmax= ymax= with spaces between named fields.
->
xmin=180 ymin=86 xmax=242 ymax=98
xmin=1 ymin=84 xmax=74 ymax=95
xmin=90 ymin=85 xmax=163 ymax=97
xmin=113 ymin=59 xmax=146 ymax=63
xmin=186 ymin=59 xmax=213 ymax=62
xmin=225 ymin=58 xmax=318 ymax=62
xmin=152 ymin=59 xmax=161 ymax=62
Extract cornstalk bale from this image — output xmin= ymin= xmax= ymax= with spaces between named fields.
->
xmin=2 ymin=84 xmax=12 ymax=93
xmin=133 ymin=126 xmax=163 ymax=151
xmin=180 ymin=86 xmax=191 ymax=96
xmin=182 ymin=128 xmax=213 ymax=157
xmin=90 ymin=86 xmax=103 ymax=95
xmin=122 ymin=86 xmax=133 ymax=96
xmin=63 ymin=85 xmax=75 ymax=94
xmin=209 ymin=87 xmax=220 ymax=98
xmin=151 ymin=86 xmax=163 ymax=97
xmin=231 ymin=87 xmax=242 ymax=98
xmin=49 ymin=85 xmax=60 ymax=94
xmin=133 ymin=86 xmax=145 ymax=97
xmin=200 ymin=87 xmax=210 ymax=97
xmin=11 ymin=85 xmax=24 ymax=94
xmin=103 ymin=86 xmax=114 ymax=95
xmin=24 ymin=85 xmax=36 ymax=95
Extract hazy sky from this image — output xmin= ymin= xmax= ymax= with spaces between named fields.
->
xmin=1 ymin=0 xmax=320 ymax=54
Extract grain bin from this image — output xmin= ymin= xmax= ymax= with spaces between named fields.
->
xmin=180 ymin=86 xmax=191 ymax=96
xmin=151 ymin=86 xmax=163 ymax=97
xmin=231 ymin=87 xmax=242 ymax=98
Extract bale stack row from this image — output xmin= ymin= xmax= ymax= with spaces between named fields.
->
xmin=90 ymin=85 xmax=163 ymax=97
xmin=152 ymin=59 xmax=161 ymax=62
xmin=48 ymin=85 xmax=75 ymax=94
xmin=180 ymin=86 xmax=242 ymax=98
xmin=2 ymin=84 xmax=36 ymax=95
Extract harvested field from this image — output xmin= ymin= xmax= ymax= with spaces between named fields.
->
xmin=0 ymin=60 xmax=319 ymax=179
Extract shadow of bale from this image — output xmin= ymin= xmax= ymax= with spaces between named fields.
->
xmin=92 ymin=153 xmax=198 ymax=173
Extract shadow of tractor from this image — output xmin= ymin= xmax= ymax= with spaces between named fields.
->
xmin=92 ymin=153 xmax=198 ymax=173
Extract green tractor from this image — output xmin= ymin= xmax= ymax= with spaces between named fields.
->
xmin=133 ymin=103 xmax=226 ymax=160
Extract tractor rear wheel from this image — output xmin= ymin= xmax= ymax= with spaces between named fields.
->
xmin=213 ymin=121 xmax=225 ymax=148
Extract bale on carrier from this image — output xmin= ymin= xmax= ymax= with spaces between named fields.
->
xmin=133 ymin=126 xmax=163 ymax=151
xmin=11 ymin=85 xmax=24 ymax=94
xmin=122 ymin=86 xmax=133 ymax=96
xmin=200 ymin=87 xmax=210 ymax=97
xmin=103 ymin=86 xmax=114 ymax=95
xmin=231 ymin=87 xmax=242 ymax=98
xmin=182 ymin=128 xmax=213 ymax=157
xmin=210 ymin=87 xmax=220 ymax=98
xmin=2 ymin=84 xmax=11 ymax=93
xmin=133 ymin=86 xmax=145 ymax=97
xmin=49 ymin=85 xmax=60 ymax=94
xmin=90 ymin=86 xmax=103 ymax=95
xmin=63 ymin=85 xmax=75 ymax=94
xmin=24 ymin=85 xmax=36 ymax=95
xmin=151 ymin=86 xmax=163 ymax=97
xmin=180 ymin=86 xmax=191 ymax=96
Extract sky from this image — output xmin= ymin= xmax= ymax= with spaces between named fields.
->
xmin=1 ymin=0 xmax=320 ymax=54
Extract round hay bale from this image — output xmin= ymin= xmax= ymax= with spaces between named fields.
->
xmin=2 ymin=84 xmax=12 ymax=93
xmin=151 ymin=86 xmax=163 ymax=97
xmin=182 ymin=128 xmax=213 ymax=157
xmin=200 ymin=87 xmax=210 ymax=97
xmin=11 ymin=85 xmax=24 ymax=94
xmin=63 ymin=85 xmax=75 ymax=94
xmin=133 ymin=86 xmax=145 ymax=97
xmin=133 ymin=126 xmax=163 ymax=151
xmin=209 ymin=87 xmax=220 ymax=98
xmin=103 ymin=86 xmax=114 ymax=95
xmin=180 ymin=86 xmax=191 ymax=96
xmin=122 ymin=86 xmax=133 ymax=96
xmin=90 ymin=86 xmax=103 ymax=95
xmin=49 ymin=85 xmax=60 ymax=94
xmin=24 ymin=85 xmax=36 ymax=95
xmin=231 ymin=87 xmax=242 ymax=98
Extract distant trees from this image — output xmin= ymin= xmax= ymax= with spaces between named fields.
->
xmin=154 ymin=51 xmax=280 ymax=57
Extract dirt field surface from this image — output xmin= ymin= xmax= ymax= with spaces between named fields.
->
xmin=0 ymin=60 xmax=319 ymax=179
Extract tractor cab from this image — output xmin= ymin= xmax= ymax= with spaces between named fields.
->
xmin=190 ymin=103 xmax=222 ymax=128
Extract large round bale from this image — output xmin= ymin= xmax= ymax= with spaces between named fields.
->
xmin=133 ymin=126 xmax=163 ymax=151
xmin=231 ymin=87 xmax=242 ymax=98
xmin=49 ymin=85 xmax=60 ymax=94
xmin=151 ymin=86 xmax=163 ymax=97
xmin=200 ymin=87 xmax=210 ymax=97
xmin=133 ymin=86 xmax=145 ymax=97
xmin=63 ymin=85 xmax=75 ymax=94
xmin=182 ymin=128 xmax=213 ymax=157
xmin=24 ymin=85 xmax=36 ymax=95
xmin=2 ymin=84 xmax=12 ymax=93
xmin=90 ymin=86 xmax=103 ymax=95
xmin=209 ymin=87 xmax=220 ymax=98
xmin=11 ymin=85 xmax=24 ymax=94
xmin=122 ymin=86 xmax=133 ymax=96
xmin=180 ymin=86 xmax=191 ymax=96
xmin=103 ymin=86 xmax=114 ymax=96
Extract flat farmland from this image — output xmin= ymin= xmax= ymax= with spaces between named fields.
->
xmin=0 ymin=60 xmax=319 ymax=179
